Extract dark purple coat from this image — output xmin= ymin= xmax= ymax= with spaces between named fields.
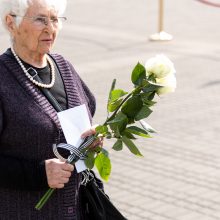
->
xmin=0 ymin=51 xmax=96 ymax=219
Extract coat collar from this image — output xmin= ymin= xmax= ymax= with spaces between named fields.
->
xmin=1 ymin=50 xmax=60 ymax=130
xmin=0 ymin=49 xmax=88 ymax=130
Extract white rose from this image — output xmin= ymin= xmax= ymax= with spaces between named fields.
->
xmin=145 ymin=54 xmax=175 ymax=79
xmin=156 ymin=73 xmax=176 ymax=95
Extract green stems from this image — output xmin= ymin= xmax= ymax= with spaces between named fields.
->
xmin=104 ymin=85 xmax=142 ymax=125
xmin=35 ymin=188 xmax=55 ymax=210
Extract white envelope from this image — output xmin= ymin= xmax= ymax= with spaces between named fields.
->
xmin=57 ymin=104 xmax=91 ymax=172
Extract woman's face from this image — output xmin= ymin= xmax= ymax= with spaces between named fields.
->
xmin=12 ymin=1 xmax=60 ymax=57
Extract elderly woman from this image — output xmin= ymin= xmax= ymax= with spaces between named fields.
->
xmin=0 ymin=0 xmax=100 ymax=219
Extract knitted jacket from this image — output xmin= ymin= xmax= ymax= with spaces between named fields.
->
xmin=0 ymin=50 xmax=96 ymax=220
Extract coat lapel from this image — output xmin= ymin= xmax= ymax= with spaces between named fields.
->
xmin=2 ymin=53 xmax=62 ymax=130
xmin=51 ymin=54 xmax=84 ymax=109
xmin=1 ymin=51 xmax=89 ymax=132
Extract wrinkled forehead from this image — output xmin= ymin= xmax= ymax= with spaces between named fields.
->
xmin=27 ymin=0 xmax=61 ymax=16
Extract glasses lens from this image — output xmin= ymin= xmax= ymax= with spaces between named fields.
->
xmin=34 ymin=17 xmax=47 ymax=26
xmin=24 ymin=16 xmax=67 ymax=29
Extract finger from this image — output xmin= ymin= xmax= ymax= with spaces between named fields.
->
xmin=98 ymin=136 xmax=104 ymax=147
xmin=60 ymin=177 xmax=70 ymax=184
xmin=49 ymin=180 xmax=63 ymax=189
xmin=90 ymin=137 xmax=103 ymax=148
xmin=90 ymin=139 xmax=100 ymax=148
xmin=81 ymin=127 xmax=97 ymax=138
xmin=61 ymin=170 xmax=72 ymax=178
xmin=48 ymin=172 xmax=69 ymax=186
xmin=62 ymin=163 xmax=74 ymax=172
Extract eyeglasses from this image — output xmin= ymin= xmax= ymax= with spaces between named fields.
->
xmin=10 ymin=14 xmax=67 ymax=29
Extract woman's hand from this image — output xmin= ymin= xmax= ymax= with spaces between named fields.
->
xmin=45 ymin=158 xmax=74 ymax=189
xmin=81 ymin=125 xmax=104 ymax=149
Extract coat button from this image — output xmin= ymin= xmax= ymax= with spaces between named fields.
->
xmin=68 ymin=206 xmax=74 ymax=214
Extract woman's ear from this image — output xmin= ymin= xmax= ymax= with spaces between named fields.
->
xmin=5 ymin=14 xmax=17 ymax=35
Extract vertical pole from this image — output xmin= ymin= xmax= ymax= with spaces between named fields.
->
xmin=149 ymin=0 xmax=173 ymax=41
xmin=159 ymin=0 xmax=164 ymax=32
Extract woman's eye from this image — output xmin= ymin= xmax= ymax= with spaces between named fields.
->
xmin=51 ymin=18 xmax=58 ymax=23
xmin=35 ymin=17 xmax=46 ymax=23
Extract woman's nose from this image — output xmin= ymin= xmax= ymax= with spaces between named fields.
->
xmin=44 ymin=20 xmax=56 ymax=32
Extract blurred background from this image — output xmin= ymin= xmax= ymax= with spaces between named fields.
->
xmin=1 ymin=0 xmax=220 ymax=219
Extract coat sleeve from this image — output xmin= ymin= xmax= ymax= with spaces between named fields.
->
xmin=0 ymin=101 xmax=48 ymax=191
xmin=0 ymin=155 xmax=48 ymax=190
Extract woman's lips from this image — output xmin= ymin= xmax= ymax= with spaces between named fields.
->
xmin=41 ymin=39 xmax=54 ymax=46
xmin=42 ymin=39 xmax=53 ymax=42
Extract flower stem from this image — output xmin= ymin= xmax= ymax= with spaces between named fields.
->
xmin=35 ymin=188 xmax=55 ymax=210
xmin=104 ymin=85 xmax=142 ymax=125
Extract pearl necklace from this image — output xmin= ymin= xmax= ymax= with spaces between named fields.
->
xmin=11 ymin=47 xmax=55 ymax=88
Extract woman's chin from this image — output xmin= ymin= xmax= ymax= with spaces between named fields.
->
xmin=39 ymin=47 xmax=53 ymax=55
xmin=39 ymin=42 xmax=54 ymax=54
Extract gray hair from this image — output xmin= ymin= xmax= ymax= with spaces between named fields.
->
xmin=0 ymin=0 xmax=67 ymax=31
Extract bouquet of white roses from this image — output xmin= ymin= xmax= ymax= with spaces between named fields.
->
xmin=35 ymin=54 xmax=176 ymax=210
xmin=87 ymin=54 xmax=176 ymax=179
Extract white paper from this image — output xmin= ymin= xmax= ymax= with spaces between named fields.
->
xmin=57 ymin=104 xmax=91 ymax=172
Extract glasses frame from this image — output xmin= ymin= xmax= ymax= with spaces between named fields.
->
xmin=10 ymin=14 xmax=67 ymax=29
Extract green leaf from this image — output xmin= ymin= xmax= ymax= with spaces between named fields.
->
xmin=112 ymin=139 xmax=123 ymax=151
xmin=107 ymin=79 xmax=116 ymax=114
xmin=126 ymin=126 xmax=151 ymax=138
xmin=107 ymin=111 xmax=127 ymax=124
xmin=121 ymin=95 xmax=143 ymax=119
xmin=108 ymin=99 xmax=123 ymax=112
xmin=122 ymin=136 xmax=143 ymax=156
xmin=135 ymin=105 xmax=153 ymax=121
xmin=113 ymin=126 xmax=121 ymax=138
xmin=84 ymin=150 xmax=96 ymax=169
xmin=122 ymin=130 xmax=137 ymax=139
xmin=127 ymin=117 xmax=135 ymax=124
xmin=94 ymin=146 xmax=102 ymax=153
xmin=142 ymin=82 xmax=162 ymax=93
xmin=147 ymin=92 xmax=156 ymax=101
xmin=110 ymin=89 xmax=128 ymax=102
xmin=139 ymin=120 xmax=156 ymax=133
xmin=108 ymin=79 xmax=116 ymax=104
xmin=132 ymin=87 xmax=142 ymax=95
xmin=105 ymin=132 xmax=112 ymax=139
xmin=131 ymin=63 xmax=146 ymax=86
xmin=143 ymin=100 xmax=157 ymax=107
xmin=141 ymin=93 xmax=157 ymax=106
xmin=107 ymin=112 xmax=128 ymax=133
xmin=95 ymin=151 xmax=111 ymax=181
xmin=95 ymin=125 xmax=108 ymax=135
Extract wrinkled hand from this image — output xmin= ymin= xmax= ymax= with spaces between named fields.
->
xmin=81 ymin=125 xmax=104 ymax=149
xmin=45 ymin=158 xmax=74 ymax=189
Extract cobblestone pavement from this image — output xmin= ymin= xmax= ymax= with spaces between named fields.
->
xmin=1 ymin=0 xmax=220 ymax=219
